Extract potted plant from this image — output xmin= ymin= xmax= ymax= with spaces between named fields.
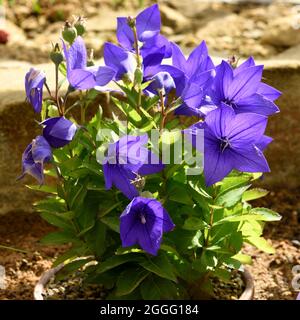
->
xmin=19 ymin=4 xmax=281 ymax=300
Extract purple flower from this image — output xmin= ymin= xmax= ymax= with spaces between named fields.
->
xmin=103 ymin=42 xmax=137 ymax=81
xmin=42 ymin=117 xmax=77 ymax=148
xmin=25 ymin=68 xmax=46 ymax=113
xmin=174 ymin=69 xmax=216 ymax=117
xmin=297 ymin=292 xmax=300 ymax=300
xmin=120 ymin=197 xmax=175 ymax=255
xmin=209 ymin=60 xmax=280 ymax=116
xmin=117 ymin=4 xmax=161 ymax=50
xmin=171 ymin=41 xmax=214 ymax=79
xmin=103 ymin=135 xmax=164 ymax=199
xmin=62 ymin=36 xmax=115 ymax=90
xmin=235 ymin=57 xmax=282 ymax=102
xmin=148 ymin=71 xmax=176 ymax=94
xmin=184 ymin=103 xmax=271 ymax=186
xmin=18 ymin=136 xmax=52 ymax=184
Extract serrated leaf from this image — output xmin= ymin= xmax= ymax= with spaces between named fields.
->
xmin=96 ymin=254 xmax=142 ymax=274
xmin=183 ymin=217 xmax=208 ymax=231
xmin=140 ymin=275 xmax=178 ymax=300
xmin=232 ymin=253 xmax=252 ymax=265
xmin=249 ymin=207 xmax=281 ymax=221
xmin=242 ymin=188 xmax=269 ymax=201
xmin=215 ymin=185 xmax=251 ymax=207
xmin=115 ymin=267 xmax=149 ymax=296
xmin=246 ymin=236 xmax=275 ymax=254
xmin=26 ymin=184 xmax=57 ymax=194
xmin=40 ymin=230 xmax=79 ymax=245
xmin=139 ymin=254 xmax=177 ymax=282
xmin=40 ymin=212 xmax=74 ymax=231
xmin=55 ymin=258 xmax=92 ymax=281
xmin=100 ymin=216 xmax=119 ymax=233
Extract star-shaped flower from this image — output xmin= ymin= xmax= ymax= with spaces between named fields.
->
xmin=185 ymin=103 xmax=271 ymax=186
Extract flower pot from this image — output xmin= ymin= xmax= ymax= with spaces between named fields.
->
xmin=34 ymin=265 xmax=254 ymax=300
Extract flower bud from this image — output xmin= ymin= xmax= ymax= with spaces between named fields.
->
xmin=50 ymin=43 xmax=64 ymax=66
xmin=134 ymin=67 xmax=143 ymax=86
xmin=74 ymin=16 xmax=86 ymax=36
xmin=127 ymin=16 xmax=135 ymax=28
xmin=48 ymin=105 xmax=59 ymax=118
xmin=62 ymin=21 xmax=77 ymax=44
xmin=42 ymin=117 xmax=77 ymax=148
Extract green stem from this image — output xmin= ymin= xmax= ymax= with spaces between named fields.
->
xmin=0 ymin=244 xmax=28 ymax=254
xmin=54 ymin=64 xmax=63 ymax=116
xmin=132 ymin=25 xmax=142 ymax=113
xmin=159 ymin=91 xmax=166 ymax=132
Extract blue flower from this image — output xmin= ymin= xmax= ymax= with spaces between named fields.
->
xmin=103 ymin=135 xmax=164 ymax=199
xmin=25 ymin=68 xmax=46 ymax=113
xmin=209 ymin=59 xmax=280 ymax=116
xmin=42 ymin=117 xmax=77 ymax=148
xmin=18 ymin=136 xmax=52 ymax=184
xmin=117 ymin=4 xmax=162 ymax=51
xmin=184 ymin=103 xmax=271 ymax=186
xmin=120 ymin=197 xmax=174 ymax=255
xmin=62 ymin=36 xmax=115 ymax=90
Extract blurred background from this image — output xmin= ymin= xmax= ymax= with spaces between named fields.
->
xmin=0 ymin=0 xmax=299 ymax=300
xmin=1 ymin=0 xmax=300 ymax=61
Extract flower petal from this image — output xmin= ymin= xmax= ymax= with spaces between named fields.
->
xmin=236 ymin=93 xmax=280 ymax=116
xmin=116 ymin=17 xmax=134 ymax=50
xmin=136 ymin=4 xmax=161 ymax=42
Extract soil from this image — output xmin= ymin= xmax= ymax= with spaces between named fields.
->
xmin=0 ymin=189 xmax=299 ymax=300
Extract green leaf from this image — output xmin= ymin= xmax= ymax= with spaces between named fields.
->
xmin=140 ymin=275 xmax=178 ymax=300
xmin=249 ymin=207 xmax=281 ymax=221
xmin=85 ymin=221 xmax=107 ymax=257
xmin=139 ymin=254 xmax=177 ymax=282
xmin=246 ymin=236 xmax=275 ymax=254
xmin=40 ymin=212 xmax=74 ymax=231
xmin=242 ymin=188 xmax=269 ymax=201
xmin=52 ymin=246 xmax=88 ymax=267
xmin=168 ymin=183 xmax=194 ymax=205
xmin=100 ymin=216 xmax=119 ymax=233
xmin=218 ymin=173 xmax=251 ymax=195
xmin=183 ymin=217 xmax=208 ymax=231
xmin=35 ymin=197 xmax=66 ymax=213
xmin=40 ymin=231 xmax=79 ymax=245
xmin=115 ymin=267 xmax=149 ymax=296
xmin=26 ymin=184 xmax=57 ymax=194
xmin=96 ymin=254 xmax=142 ymax=274
xmin=215 ymin=185 xmax=251 ymax=207
xmin=55 ymin=258 xmax=92 ymax=281
xmin=232 ymin=253 xmax=252 ymax=265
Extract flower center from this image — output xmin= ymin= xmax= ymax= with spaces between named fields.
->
xmin=219 ymin=137 xmax=231 ymax=152
xmin=223 ymin=98 xmax=237 ymax=109
xmin=140 ymin=213 xmax=146 ymax=224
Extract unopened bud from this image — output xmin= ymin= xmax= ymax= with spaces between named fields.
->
xmin=62 ymin=21 xmax=77 ymax=44
xmin=50 ymin=43 xmax=64 ymax=66
xmin=48 ymin=105 xmax=59 ymax=117
xmin=127 ymin=16 xmax=136 ymax=28
xmin=227 ymin=55 xmax=239 ymax=69
xmin=134 ymin=67 xmax=143 ymax=86
xmin=74 ymin=16 xmax=87 ymax=36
